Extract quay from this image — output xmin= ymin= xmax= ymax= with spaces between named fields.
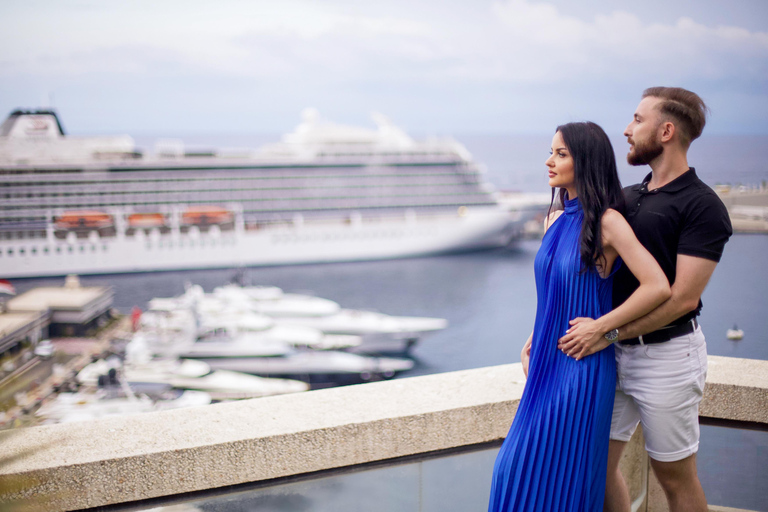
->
xmin=0 ymin=356 xmax=765 ymax=512
xmin=0 ymin=276 xmax=116 ymax=421
xmin=716 ymin=184 xmax=768 ymax=234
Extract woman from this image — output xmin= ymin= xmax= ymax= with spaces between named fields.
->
xmin=487 ymin=122 xmax=670 ymax=512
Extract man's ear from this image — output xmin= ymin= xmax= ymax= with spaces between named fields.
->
xmin=659 ymin=121 xmax=676 ymax=143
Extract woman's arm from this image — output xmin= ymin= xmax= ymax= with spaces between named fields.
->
xmin=521 ymin=332 xmax=532 ymax=377
xmin=557 ymin=209 xmax=671 ymax=360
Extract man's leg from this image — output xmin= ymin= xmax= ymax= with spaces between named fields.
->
xmin=628 ymin=327 xmax=709 ymax=512
xmin=604 ymin=440 xmax=631 ymax=512
xmin=650 ymin=454 xmax=707 ymax=512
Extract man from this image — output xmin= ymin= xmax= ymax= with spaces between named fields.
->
xmin=556 ymin=87 xmax=732 ymax=512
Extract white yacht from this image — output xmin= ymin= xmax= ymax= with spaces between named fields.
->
xmin=276 ymin=308 xmax=448 ymax=353
xmin=196 ymin=349 xmax=415 ymax=384
xmin=0 ymin=109 xmax=543 ymax=278
xmin=36 ymin=387 xmax=211 ymax=425
xmin=77 ymin=354 xmax=309 ymax=400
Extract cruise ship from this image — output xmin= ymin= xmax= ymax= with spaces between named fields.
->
xmin=0 ymin=108 xmax=540 ymax=278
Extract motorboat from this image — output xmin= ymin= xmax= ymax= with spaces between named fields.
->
xmin=77 ymin=356 xmax=308 ymax=400
xmin=212 ymin=284 xmax=341 ymax=317
xmin=196 ymin=348 xmax=414 ymax=384
xmin=726 ymin=325 xmax=744 ymax=340
xmin=176 ymin=335 xmax=293 ymax=358
xmin=205 ymin=283 xmax=445 ymax=352
xmin=277 ymin=309 xmax=448 ymax=353
xmin=36 ymin=388 xmax=211 ymax=425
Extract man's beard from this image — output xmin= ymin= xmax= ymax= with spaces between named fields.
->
xmin=627 ymin=137 xmax=663 ymax=166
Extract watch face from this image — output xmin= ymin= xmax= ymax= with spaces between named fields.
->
xmin=605 ymin=329 xmax=619 ymax=341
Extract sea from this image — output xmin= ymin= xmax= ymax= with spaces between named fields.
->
xmin=8 ymin=133 xmax=768 ymax=510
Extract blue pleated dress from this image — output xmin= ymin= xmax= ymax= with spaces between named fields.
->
xmin=488 ymin=196 xmax=617 ymax=512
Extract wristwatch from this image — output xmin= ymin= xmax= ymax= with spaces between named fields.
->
xmin=604 ymin=328 xmax=619 ymax=343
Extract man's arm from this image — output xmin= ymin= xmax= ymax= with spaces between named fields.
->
xmin=616 ymin=254 xmax=717 ymax=341
xmin=559 ymin=254 xmax=717 ymax=358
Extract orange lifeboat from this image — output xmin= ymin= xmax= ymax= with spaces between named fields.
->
xmin=181 ymin=206 xmax=233 ymax=226
xmin=128 ymin=213 xmax=166 ymax=228
xmin=55 ymin=210 xmax=114 ymax=229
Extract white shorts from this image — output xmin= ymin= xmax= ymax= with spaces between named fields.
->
xmin=610 ymin=325 xmax=707 ymax=462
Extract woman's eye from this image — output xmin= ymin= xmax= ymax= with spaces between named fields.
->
xmin=558 ymin=152 xmax=567 ymax=158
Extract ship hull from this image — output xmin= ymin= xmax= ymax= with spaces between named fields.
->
xmin=2 ymin=207 xmax=523 ymax=278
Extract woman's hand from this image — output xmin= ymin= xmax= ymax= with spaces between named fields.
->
xmin=557 ymin=317 xmax=614 ymax=360
xmin=521 ymin=334 xmax=532 ymax=377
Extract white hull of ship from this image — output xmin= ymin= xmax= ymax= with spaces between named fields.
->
xmin=2 ymin=208 xmax=523 ymax=278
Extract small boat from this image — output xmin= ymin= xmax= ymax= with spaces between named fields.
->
xmin=54 ymin=210 xmax=114 ymax=229
xmin=726 ymin=325 xmax=744 ymax=340
xmin=181 ymin=206 xmax=233 ymax=226
xmin=127 ymin=212 xmax=167 ymax=228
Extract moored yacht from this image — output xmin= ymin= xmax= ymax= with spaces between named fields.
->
xmin=77 ymin=356 xmax=308 ymax=400
xmin=195 ymin=349 xmax=415 ymax=385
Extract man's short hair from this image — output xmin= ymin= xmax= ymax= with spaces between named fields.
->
xmin=642 ymin=87 xmax=709 ymax=147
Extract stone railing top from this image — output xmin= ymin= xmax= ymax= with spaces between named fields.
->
xmin=1 ymin=355 xmax=766 ymax=511
xmin=700 ymin=355 xmax=768 ymax=424
xmin=0 ymin=363 xmax=527 ymax=511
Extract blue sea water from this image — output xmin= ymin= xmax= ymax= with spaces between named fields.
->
xmin=9 ymin=134 xmax=768 ymax=510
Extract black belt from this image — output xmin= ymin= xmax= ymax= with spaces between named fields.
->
xmin=620 ymin=318 xmax=698 ymax=346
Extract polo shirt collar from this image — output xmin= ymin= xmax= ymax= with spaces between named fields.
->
xmin=637 ymin=168 xmax=697 ymax=193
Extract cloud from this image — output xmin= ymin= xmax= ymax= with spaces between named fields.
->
xmin=3 ymin=0 xmax=766 ymax=87
xmin=488 ymin=1 xmax=768 ymax=83
xmin=1 ymin=0 xmax=767 ymax=133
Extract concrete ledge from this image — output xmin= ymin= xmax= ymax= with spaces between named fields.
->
xmin=1 ymin=364 xmax=526 ymax=511
xmin=700 ymin=356 xmax=768 ymax=424
xmin=1 ymin=356 xmax=765 ymax=511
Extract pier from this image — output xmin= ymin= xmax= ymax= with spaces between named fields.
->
xmin=717 ymin=184 xmax=768 ymax=234
xmin=0 ymin=356 xmax=765 ymax=512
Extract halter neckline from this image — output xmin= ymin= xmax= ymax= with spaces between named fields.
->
xmin=564 ymin=195 xmax=581 ymax=214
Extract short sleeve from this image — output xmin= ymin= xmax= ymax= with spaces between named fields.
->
xmin=677 ymin=191 xmax=733 ymax=262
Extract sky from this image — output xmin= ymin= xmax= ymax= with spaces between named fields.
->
xmin=1 ymin=0 xmax=767 ymax=136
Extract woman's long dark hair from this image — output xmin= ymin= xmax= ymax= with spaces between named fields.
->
xmin=550 ymin=121 xmax=625 ymax=272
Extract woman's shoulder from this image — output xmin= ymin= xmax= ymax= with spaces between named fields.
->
xmin=544 ymin=209 xmax=564 ymax=232
xmin=600 ymin=208 xmax=626 ymax=226
xmin=600 ymin=208 xmax=631 ymax=241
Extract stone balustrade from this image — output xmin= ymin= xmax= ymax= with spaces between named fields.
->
xmin=0 ymin=355 xmax=766 ymax=512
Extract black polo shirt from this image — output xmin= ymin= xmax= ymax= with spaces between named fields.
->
xmin=612 ymin=168 xmax=732 ymax=325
